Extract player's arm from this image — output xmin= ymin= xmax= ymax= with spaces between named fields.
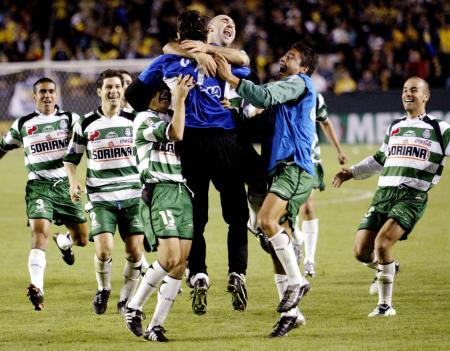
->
xmin=179 ymin=40 xmax=250 ymax=66
xmin=0 ymin=119 xmax=23 ymax=159
xmin=163 ymin=42 xmax=217 ymax=77
xmin=63 ymin=121 xmax=86 ymax=202
xmin=215 ymin=53 xmax=305 ymax=108
xmin=319 ymin=119 xmax=348 ymax=165
xmin=169 ymin=75 xmax=195 ymax=141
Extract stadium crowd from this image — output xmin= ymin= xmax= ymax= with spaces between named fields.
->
xmin=1 ymin=0 xmax=450 ymax=92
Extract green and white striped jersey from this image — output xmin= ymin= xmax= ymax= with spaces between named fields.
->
xmin=373 ymin=114 xmax=450 ymax=192
xmin=311 ymin=93 xmax=328 ymax=164
xmin=0 ymin=106 xmax=78 ymax=180
xmin=133 ymin=109 xmax=185 ymax=184
xmin=63 ymin=108 xmax=141 ymax=203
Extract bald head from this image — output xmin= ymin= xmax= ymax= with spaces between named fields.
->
xmin=402 ymin=76 xmax=430 ymax=118
xmin=207 ymin=15 xmax=236 ymax=46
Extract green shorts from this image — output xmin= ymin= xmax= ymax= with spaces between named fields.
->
xmin=25 ymin=179 xmax=86 ymax=224
xmin=269 ymin=163 xmax=314 ymax=229
xmin=140 ymin=183 xmax=193 ymax=252
xmin=87 ymin=198 xmax=144 ymax=241
xmin=357 ymin=186 xmax=428 ymax=240
xmin=313 ymin=162 xmax=325 ymax=191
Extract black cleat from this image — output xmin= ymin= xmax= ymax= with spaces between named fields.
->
xmin=191 ymin=278 xmax=208 ymax=315
xmin=27 ymin=284 xmax=44 ymax=311
xmin=53 ymin=233 xmax=75 ymax=265
xmin=277 ymin=282 xmax=310 ymax=313
xmin=268 ymin=315 xmax=299 ymax=337
xmin=124 ymin=306 xmax=146 ymax=336
xmin=227 ymin=273 xmax=248 ymax=311
xmin=117 ymin=299 xmax=128 ymax=316
xmin=143 ymin=325 xmax=169 ymax=342
xmin=92 ymin=289 xmax=110 ymax=314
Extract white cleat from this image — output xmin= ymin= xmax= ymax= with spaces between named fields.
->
xmin=304 ymin=261 xmax=316 ymax=278
xmin=368 ymin=304 xmax=396 ymax=317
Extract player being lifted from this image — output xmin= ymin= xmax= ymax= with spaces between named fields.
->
xmin=333 ymin=77 xmax=450 ymax=317
xmin=0 ymin=77 xmax=88 ymax=310
xmin=123 ymin=75 xmax=194 ymax=342
xmin=63 ymin=69 xmax=145 ymax=315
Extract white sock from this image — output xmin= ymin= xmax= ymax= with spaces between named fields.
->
xmin=56 ymin=232 xmax=73 ymax=250
xmin=28 ymin=249 xmax=46 ymax=293
xmin=189 ymin=272 xmax=209 ymax=287
xmin=292 ymin=215 xmax=304 ymax=245
xmin=303 ymin=219 xmax=319 ymax=264
xmin=269 ymin=230 xmax=305 ymax=286
xmin=119 ymin=258 xmax=142 ymax=302
xmin=274 ymin=274 xmax=299 ymax=317
xmin=128 ymin=260 xmax=167 ymax=310
xmin=377 ymin=262 xmax=396 ymax=306
xmin=148 ymin=275 xmax=181 ymax=329
xmin=94 ymin=255 xmax=112 ymax=291
xmin=141 ymin=254 xmax=150 ymax=272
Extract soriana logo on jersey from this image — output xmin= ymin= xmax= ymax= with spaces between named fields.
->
xmin=89 ymin=130 xmax=100 ymax=141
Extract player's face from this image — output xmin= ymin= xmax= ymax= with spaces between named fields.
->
xmin=209 ymin=15 xmax=235 ymax=46
xmin=402 ymin=78 xmax=429 ymax=115
xmin=98 ymin=77 xmax=123 ymax=109
xmin=33 ymin=82 xmax=57 ymax=115
xmin=121 ymin=73 xmax=132 ymax=90
xmin=278 ymin=49 xmax=307 ymax=78
xmin=149 ymin=88 xmax=171 ymax=113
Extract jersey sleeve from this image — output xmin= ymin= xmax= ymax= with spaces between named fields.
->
xmin=236 ymin=75 xmax=307 ymax=109
xmin=441 ymin=120 xmax=450 ymax=157
xmin=0 ymin=119 xmax=22 ymax=152
xmin=135 ymin=113 xmax=170 ymax=143
xmin=63 ymin=118 xmax=87 ymax=165
xmin=316 ymin=93 xmax=328 ymax=122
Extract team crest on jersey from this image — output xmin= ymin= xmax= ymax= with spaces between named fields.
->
xmin=422 ymin=129 xmax=431 ymax=139
xmin=27 ymin=125 xmax=38 ymax=135
xmin=105 ymin=131 xmax=118 ymax=139
xmin=89 ymin=130 xmax=100 ymax=141
xmin=390 ymin=128 xmax=400 ymax=136
xmin=59 ymin=119 xmax=68 ymax=130
xmin=124 ymin=128 xmax=132 ymax=137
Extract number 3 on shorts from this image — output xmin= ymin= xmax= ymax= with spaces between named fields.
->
xmin=159 ymin=210 xmax=175 ymax=226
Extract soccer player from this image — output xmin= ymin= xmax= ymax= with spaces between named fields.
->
xmin=215 ymin=42 xmax=318 ymax=337
xmin=332 ymin=77 xmax=450 ymax=317
xmin=292 ymin=93 xmax=349 ymax=277
xmin=63 ymin=69 xmax=145 ymax=315
xmin=0 ymin=77 xmax=88 ymax=310
xmin=125 ymin=10 xmax=252 ymax=315
xmin=123 ymin=75 xmax=194 ymax=342
xmin=162 ymin=13 xmax=260 ymax=312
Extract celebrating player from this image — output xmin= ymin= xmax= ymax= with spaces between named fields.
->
xmin=332 ymin=76 xmax=450 ymax=317
xmin=0 ymin=77 xmax=88 ymax=310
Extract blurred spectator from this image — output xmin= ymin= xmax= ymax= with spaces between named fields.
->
xmin=357 ymin=70 xmax=378 ymax=92
xmin=0 ymin=0 xmax=449 ymax=92
xmin=334 ymin=67 xmax=357 ymax=95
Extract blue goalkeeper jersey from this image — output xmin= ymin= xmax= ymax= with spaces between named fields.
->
xmin=138 ymin=54 xmax=251 ymax=130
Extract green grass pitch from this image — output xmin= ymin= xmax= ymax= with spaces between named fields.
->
xmin=0 ymin=145 xmax=449 ymax=351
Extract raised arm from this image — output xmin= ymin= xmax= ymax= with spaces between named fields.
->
xmin=169 ymin=75 xmax=195 ymax=141
xmin=319 ymin=119 xmax=348 ymax=165
xmin=163 ymin=42 xmax=217 ymax=77
xmin=215 ymin=53 xmax=306 ymax=108
xmin=179 ymin=40 xmax=250 ymax=66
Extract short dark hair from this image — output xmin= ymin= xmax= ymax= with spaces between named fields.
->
xmin=118 ymin=69 xmax=132 ymax=78
xmin=33 ymin=77 xmax=56 ymax=93
xmin=96 ymin=69 xmax=123 ymax=89
xmin=177 ymin=10 xmax=208 ymax=42
xmin=290 ymin=42 xmax=318 ymax=76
